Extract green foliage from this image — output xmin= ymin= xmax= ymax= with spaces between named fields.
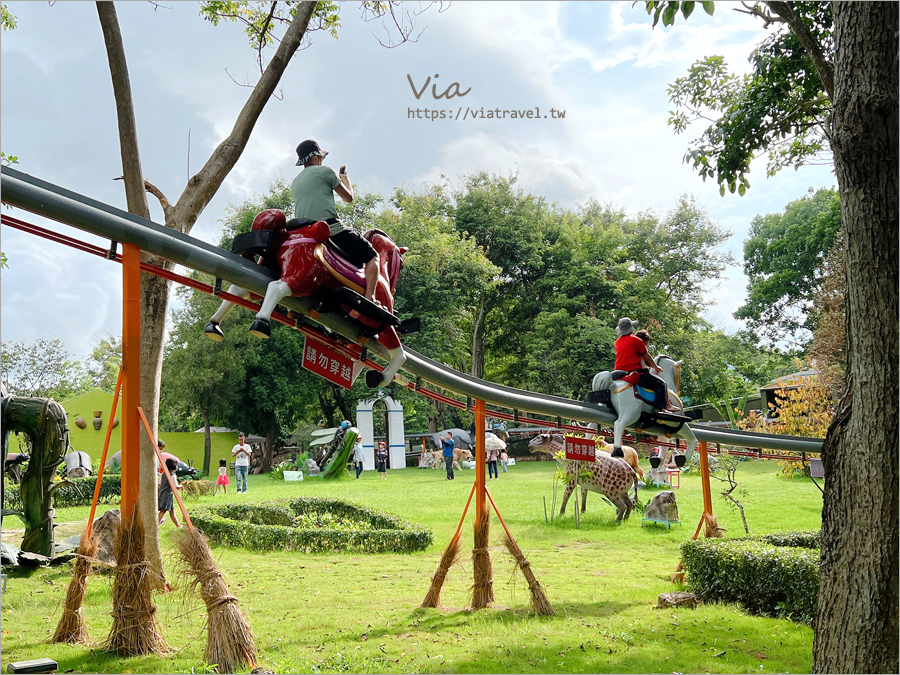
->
xmin=682 ymin=534 xmax=820 ymax=623
xmin=649 ymin=2 xmax=833 ymax=192
xmin=1 ymin=338 xmax=91 ymax=400
xmin=0 ymin=2 xmax=15 ymax=31
xmin=189 ymin=497 xmax=432 ymax=553
xmin=644 ymin=1 xmax=715 ymax=28
xmin=3 ymin=474 xmax=121 ymax=511
xmin=1 ymin=151 xmax=17 ymax=166
xmin=180 ymin=479 xmax=217 ymax=498
xmin=85 ymin=334 xmax=121 ymax=392
xmin=199 ymin=1 xmax=342 ymax=50
xmin=736 ymin=188 xmax=842 ymax=346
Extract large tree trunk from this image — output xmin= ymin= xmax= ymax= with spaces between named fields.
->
xmin=96 ymin=1 xmax=316 ymax=586
xmin=261 ymin=415 xmax=276 ymax=474
xmin=813 ymin=3 xmax=899 ymax=673
xmin=97 ymin=1 xmax=166 ymax=587
xmin=201 ymin=401 xmax=212 ymax=477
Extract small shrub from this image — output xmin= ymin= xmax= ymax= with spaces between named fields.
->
xmin=3 ymin=474 xmax=122 ymax=510
xmin=682 ymin=533 xmax=820 ymax=623
xmin=180 ymin=480 xmax=216 ymax=499
xmin=189 ymin=497 xmax=432 ymax=554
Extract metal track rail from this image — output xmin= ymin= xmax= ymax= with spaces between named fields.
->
xmin=1 ymin=166 xmax=823 ymax=453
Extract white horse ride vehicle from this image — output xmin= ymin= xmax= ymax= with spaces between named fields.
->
xmin=587 ymin=354 xmax=698 ymax=467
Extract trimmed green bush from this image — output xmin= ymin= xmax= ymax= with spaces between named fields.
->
xmin=3 ymin=474 xmax=122 ymax=511
xmin=681 ymin=533 xmax=820 ymax=623
xmin=189 ymin=497 xmax=432 ymax=554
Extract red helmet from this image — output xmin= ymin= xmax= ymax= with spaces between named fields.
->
xmin=251 ymin=209 xmax=287 ymax=232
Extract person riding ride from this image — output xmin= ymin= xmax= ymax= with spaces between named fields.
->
xmin=290 ymin=139 xmax=379 ymax=306
xmin=613 ymin=318 xmax=678 ymax=413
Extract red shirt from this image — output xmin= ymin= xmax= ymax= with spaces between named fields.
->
xmin=614 ymin=334 xmax=647 ymax=372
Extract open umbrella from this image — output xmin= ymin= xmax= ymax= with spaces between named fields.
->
xmin=484 ymin=432 xmax=507 ymax=451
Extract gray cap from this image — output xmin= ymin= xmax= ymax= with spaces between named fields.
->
xmin=295 ymin=139 xmax=327 ymax=166
xmin=616 ymin=317 xmax=638 ymax=336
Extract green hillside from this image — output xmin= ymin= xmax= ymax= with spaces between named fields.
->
xmin=6 ymin=388 xmax=239 ymax=476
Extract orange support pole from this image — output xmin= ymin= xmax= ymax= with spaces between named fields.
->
xmin=698 ymin=440 xmax=713 ymax=522
xmin=87 ymin=367 xmax=124 ymax=530
xmin=120 ymin=242 xmax=141 ymax=521
xmin=474 ymin=399 xmax=486 ymax=524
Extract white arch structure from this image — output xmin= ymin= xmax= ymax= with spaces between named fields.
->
xmin=355 ymin=393 xmax=405 ymax=471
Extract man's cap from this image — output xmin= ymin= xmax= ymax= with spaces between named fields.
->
xmin=296 ymin=139 xmax=327 ymax=166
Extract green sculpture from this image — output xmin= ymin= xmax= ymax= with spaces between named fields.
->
xmin=2 ymin=392 xmax=70 ymax=558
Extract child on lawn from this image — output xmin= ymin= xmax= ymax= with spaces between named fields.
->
xmin=216 ymin=458 xmax=230 ymax=494
xmin=158 ymin=457 xmax=183 ymax=527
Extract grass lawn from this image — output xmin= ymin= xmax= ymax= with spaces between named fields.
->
xmin=0 ymin=458 xmax=822 ymax=674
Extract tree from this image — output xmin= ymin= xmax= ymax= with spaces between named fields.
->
xmin=643 ymin=3 xmax=898 ymax=671
xmin=94 ymin=0 xmax=433 ymax=585
xmin=162 ymin=290 xmax=246 ymax=476
xmin=736 ymin=188 xmax=842 ymax=346
xmin=1 ymin=338 xmax=89 ymax=400
xmin=658 ymin=1 xmax=833 ymax=195
xmin=85 ymin=334 xmax=122 ymax=392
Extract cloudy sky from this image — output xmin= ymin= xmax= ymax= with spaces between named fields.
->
xmin=1 ymin=1 xmax=835 ymax=363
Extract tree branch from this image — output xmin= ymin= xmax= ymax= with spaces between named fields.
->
xmin=96 ymin=1 xmax=151 ymax=221
xmin=171 ymin=0 xmax=316 ymax=233
xmin=765 ymin=1 xmax=834 ymax=101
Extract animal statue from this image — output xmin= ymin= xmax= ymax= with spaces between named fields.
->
xmin=528 ymin=425 xmax=644 ymax=513
xmin=4 ymin=452 xmax=29 ymax=484
xmin=589 ymin=354 xmax=698 ymax=466
xmin=204 ymin=209 xmax=410 ymax=388
xmin=453 ymin=447 xmax=473 ymax=470
xmin=644 ymin=490 xmax=679 ymax=523
xmin=557 ymin=454 xmax=637 ymax=522
xmin=63 ymin=450 xmax=92 ymax=478
xmin=428 ymin=446 xmax=473 ymax=470
xmin=528 ymin=430 xmax=643 ymax=479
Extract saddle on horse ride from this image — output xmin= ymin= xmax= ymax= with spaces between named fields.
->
xmin=585 ymin=370 xmax=690 ymax=436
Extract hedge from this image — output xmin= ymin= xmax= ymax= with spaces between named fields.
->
xmin=3 ymin=474 xmax=122 ymax=511
xmin=189 ymin=497 xmax=432 ymax=554
xmin=681 ymin=532 xmax=820 ymax=623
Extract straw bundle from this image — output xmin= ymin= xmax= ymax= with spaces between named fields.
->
xmin=52 ymin=528 xmax=100 ymax=644
xmin=176 ymin=527 xmax=256 ymax=674
xmin=704 ymin=514 xmax=726 ymax=538
xmin=420 ymin=534 xmax=462 ymax=608
xmin=104 ymin=514 xmax=167 ymax=656
xmin=470 ymin=504 xmax=494 ymax=609
xmin=500 ymin=532 xmax=555 ymax=616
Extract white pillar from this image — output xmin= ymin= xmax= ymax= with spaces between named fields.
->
xmin=384 ymin=395 xmax=406 ymax=470
xmin=354 ymin=394 xmax=406 ymax=471
xmin=355 ymin=399 xmax=376 ymax=471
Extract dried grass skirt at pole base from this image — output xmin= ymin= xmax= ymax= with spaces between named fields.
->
xmin=470 ymin=503 xmax=494 ymax=609
xmin=104 ymin=513 xmax=168 ymax=656
xmin=501 ymin=532 xmax=555 ymax=616
xmin=176 ymin=527 xmax=257 ymax=674
xmin=52 ymin=530 xmax=100 ymax=644
xmin=421 ymin=535 xmax=461 ymax=608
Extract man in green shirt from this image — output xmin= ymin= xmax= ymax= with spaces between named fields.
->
xmin=290 ymin=139 xmax=378 ymax=302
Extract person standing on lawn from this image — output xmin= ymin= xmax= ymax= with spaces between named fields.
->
xmin=441 ymin=432 xmax=455 ymax=481
xmin=232 ymin=433 xmax=252 ymax=494
xmin=353 ymin=435 xmax=365 ymax=479
xmin=376 ymin=441 xmax=389 ymax=479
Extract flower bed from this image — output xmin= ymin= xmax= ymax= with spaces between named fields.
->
xmin=189 ymin=496 xmax=432 ymax=554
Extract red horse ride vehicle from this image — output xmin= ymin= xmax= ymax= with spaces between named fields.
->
xmin=204 ymin=209 xmax=415 ymax=387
